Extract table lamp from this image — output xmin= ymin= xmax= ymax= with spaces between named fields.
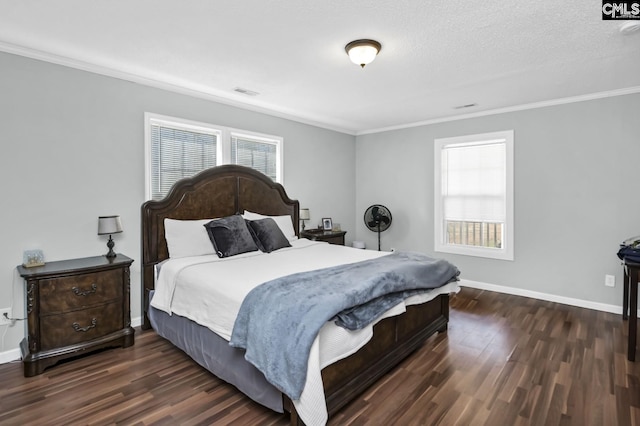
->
xmin=299 ymin=208 xmax=310 ymax=230
xmin=98 ymin=215 xmax=123 ymax=258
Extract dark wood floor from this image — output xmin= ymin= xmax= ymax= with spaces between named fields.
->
xmin=1 ymin=287 xmax=639 ymax=425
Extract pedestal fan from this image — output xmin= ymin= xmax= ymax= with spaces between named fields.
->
xmin=364 ymin=204 xmax=392 ymax=251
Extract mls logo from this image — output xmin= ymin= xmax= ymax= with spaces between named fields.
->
xmin=602 ymin=1 xmax=640 ymax=19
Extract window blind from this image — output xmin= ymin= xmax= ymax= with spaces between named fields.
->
xmin=441 ymin=141 xmax=506 ymax=223
xmin=150 ymin=124 xmax=218 ymax=200
xmin=231 ymin=135 xmax=277 ymax=181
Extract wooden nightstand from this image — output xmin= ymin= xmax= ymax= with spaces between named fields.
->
xmin=300 ymin=229 xmax=347 ymax=246
xmin=17 ymin=254 xmax=135 ymax=377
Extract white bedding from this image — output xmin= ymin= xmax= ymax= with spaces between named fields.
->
xmin=151 ymin=239 xmax=459 ymax=426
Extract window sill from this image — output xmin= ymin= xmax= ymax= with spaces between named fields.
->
xmin=435 ymin=244 xmax=514 ymax=261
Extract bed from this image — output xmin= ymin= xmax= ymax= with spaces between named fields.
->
xmin=141 ymin=165 xmax=458 ymax=425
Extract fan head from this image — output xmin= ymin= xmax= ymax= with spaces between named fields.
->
xmin=364 ymin=204 xmax=392 ymax=232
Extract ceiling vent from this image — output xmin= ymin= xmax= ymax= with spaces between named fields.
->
xmin=233 ymin=87 xmax=260 ymax=96
xmin=453 ymin=103 xmax=477 ymax=110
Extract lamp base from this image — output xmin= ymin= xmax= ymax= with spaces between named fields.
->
xmin=105 ymin=235 xmax=116 ymax=258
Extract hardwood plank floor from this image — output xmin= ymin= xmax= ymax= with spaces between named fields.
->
xmin=1 ymin=287 xmax=639 ymax=425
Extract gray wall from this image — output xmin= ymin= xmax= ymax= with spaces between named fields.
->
xmin=2 ymin=48 xmax=637 ymax=356
xmin=0 ymin=51 xmax=356 ymax=354
xmin=355 ymin=93 xmax=640 ymax=307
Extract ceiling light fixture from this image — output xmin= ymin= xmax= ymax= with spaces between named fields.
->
xmin=620 ymin=22 xmax=640 ymax=35
xmin=345 ymin=39 xmax=381 ymax=68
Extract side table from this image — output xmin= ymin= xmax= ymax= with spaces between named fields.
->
xmin=300 ymin=229 xmax=347 ymax=246
xmin=623 ymin=260 xmax=640 ymax=361
xmin=17 ymin=254 xmax=134 ymax=376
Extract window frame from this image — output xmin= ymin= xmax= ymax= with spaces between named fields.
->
xmin=229 ymin=128 xmax=283 ymax=183
xmin=144 ymin=112 xmax=283 ymax=201
xmin=433 ymin=130 xmax=514 ymax=261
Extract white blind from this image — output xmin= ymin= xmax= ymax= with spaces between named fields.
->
xmin=150 ymin=123 xmax=218 ymax=200
xmin=231 ymin=135 xmax=277 ymax=181
xmin=441 ymin=141 xmax=506 ymax=222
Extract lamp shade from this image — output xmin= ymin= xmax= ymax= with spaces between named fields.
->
xmin=299 ymin=208 xmax=310 ymax=220
xmin=345 ymin=39 xmax=381 ymax=68
xmin=98 ymin=215 xmax=123 ymax=235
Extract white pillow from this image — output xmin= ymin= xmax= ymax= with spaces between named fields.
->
xmin=164 ymin=218 xmax=216 ymax=258
xmin=243 ymin=210 xmax=298 ymax=242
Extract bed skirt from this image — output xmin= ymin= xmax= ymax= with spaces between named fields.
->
xmin=148 ymin=292 xmax=283 ymax=412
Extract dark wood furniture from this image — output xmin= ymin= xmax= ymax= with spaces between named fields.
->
xmin=141 ymin=165 xmax=299 ymax=329
xmin=623 ymin=260 xmax=640 ymax=361
xmin=300 ymin=229 xmax=346 ymax=245
xmin=141 ymin=165 xmax=450 ymax=425
xmin=17 ymin=254 xmax=135 ymax=377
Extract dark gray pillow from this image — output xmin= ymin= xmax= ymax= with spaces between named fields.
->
xmin=246 ymin=218 xmax=291 ymax=253
xmin=204 ymin=215 xmax=259 ymax=258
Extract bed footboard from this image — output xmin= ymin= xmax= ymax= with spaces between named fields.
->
xmin=285 ymin=293 xmax=449 ymax=424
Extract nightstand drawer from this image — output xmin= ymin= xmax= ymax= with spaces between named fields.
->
xmin=18 ymin=254 xmax=134 ymax=376
xmin=39 ymin=301 xmax=123 ymax=350
xmin=39 ymin=269 xmax=123 ymax=314
xmin=300 ymin=230 xmax=346 ymax=246
xmin=322 ymin=235 xmax=345 ymax=245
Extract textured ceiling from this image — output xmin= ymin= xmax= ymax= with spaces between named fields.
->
xmin=0 ymin=0 xmax=639 ymax=134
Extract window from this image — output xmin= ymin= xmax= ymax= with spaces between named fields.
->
xmin=231 ymin=132 xmax=281 ymax=182
xmin=145 ymin=113 xmax=283 ymax=200
xmin=434 ymin=130 xmax=514 ymax=260
xmin=148 ymin=117 xmax=220 ymax=201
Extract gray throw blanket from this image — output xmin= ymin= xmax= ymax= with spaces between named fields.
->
xmin=229 ymin=251 xmax=459 ymax=400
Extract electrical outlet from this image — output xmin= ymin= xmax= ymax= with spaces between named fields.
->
xmin=605 ymin=274 xmax=615 ymax=288
xmin=0 ymin=308 xmax=12 ymax=326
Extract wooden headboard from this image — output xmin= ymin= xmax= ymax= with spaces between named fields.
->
xmin=140 ymin=165 xmax=299 ymax=329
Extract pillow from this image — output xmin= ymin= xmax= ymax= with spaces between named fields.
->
xmin=164 ymin=218 xmax=217 ymax=258
xmin=246 ymin=218 xmax=292 ymax=253
xmin=204 ymin=215 xmax=259 ymax=258
xmin=242 ymin=210 xmax=297 ymax=242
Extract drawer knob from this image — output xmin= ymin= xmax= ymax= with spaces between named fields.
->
xmin=72 ymin=283 xmax=97 ymax=297
xmin=72 ymin=318 xmax=97 ymax=332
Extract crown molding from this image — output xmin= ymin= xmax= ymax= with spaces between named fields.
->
xmin=2 ymin=40 xmax=638 ymax=138
xmin=0 ymin=41 xmax=357 ymax=136
xmin=358 ymin=86 xmax=640 ymax=136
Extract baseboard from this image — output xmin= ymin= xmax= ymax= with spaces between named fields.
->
xmin=131 ymin=315 xmax=142 ymax=328
xmin=0 ymin=348 xmax=21 ymax=364
xmin=0 ymin=315 xmax=143 ymax=366
xmin=459 ymin=279 xmax=630 ymax=315
xmin=0 ymin=287 xmax=629 ymax=366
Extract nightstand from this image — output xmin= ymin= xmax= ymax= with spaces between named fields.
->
xmin=17 ymin=254 xmax=134 ymax=377
xmin=300 ymin=229 xmax=347 ymax=246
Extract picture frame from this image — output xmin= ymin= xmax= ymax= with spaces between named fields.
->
xmin=322 ymin=217 xmax=333 ymax=231
xmin=23 ymin=249 xmax=45 ymax=268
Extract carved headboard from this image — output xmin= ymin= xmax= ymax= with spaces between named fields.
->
xmin=140 ymin=165 xmax=299 ymax=328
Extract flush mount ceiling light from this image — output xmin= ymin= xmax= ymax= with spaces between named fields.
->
xmin=345 ymin=39 xmax=381 ymax=68
xmin=620 ymin=22 xmax=640 ymax=35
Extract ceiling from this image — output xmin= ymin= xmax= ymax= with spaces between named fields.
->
xmin=1 ymin=0 xmax=639 ymax=135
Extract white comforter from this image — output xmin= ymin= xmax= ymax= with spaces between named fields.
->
xmin=151 ymin=239 xmax=459 ymax=426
